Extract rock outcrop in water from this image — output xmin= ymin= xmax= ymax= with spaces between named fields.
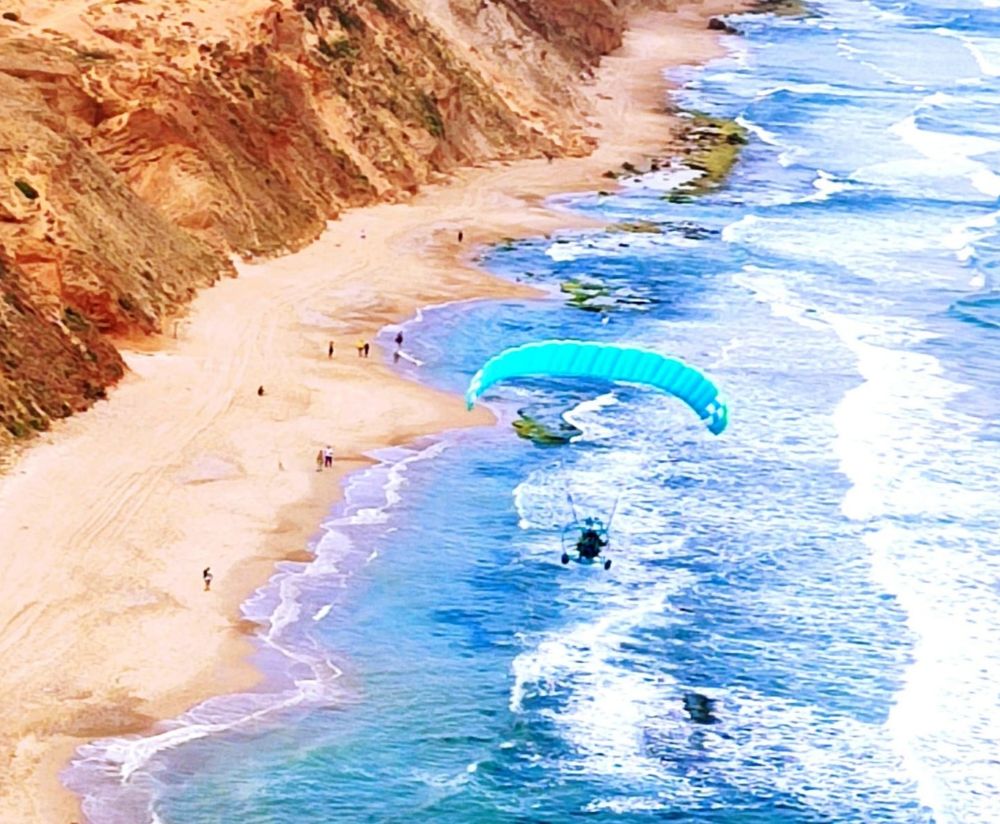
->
xmin=0 ymin=0 xmax=636 ymax=454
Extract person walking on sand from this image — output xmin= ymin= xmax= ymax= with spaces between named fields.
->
xmin=316 ymin=449 xmax=324 ymax=472
xmin=323 ymin=445 xmax=334 ymax=467
xmin=328 ymin=341 xmax=334 ymax=358
xmin=363 ymin=341 xmax=370 ymax=358
xmin=356 ymin=339 xmax=365 ymax=358
xmin=203 ymin=567 xmax=213 ymax=592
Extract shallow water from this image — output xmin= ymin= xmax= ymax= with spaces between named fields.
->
xmin=67 ymin=1 xmax=1000 ymax=821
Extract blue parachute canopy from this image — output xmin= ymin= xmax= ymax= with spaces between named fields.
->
xmin=465 ymin=340 xmax=728 ymax=435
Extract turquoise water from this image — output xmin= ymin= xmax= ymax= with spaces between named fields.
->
xmin=68 ymin=1 xmax=1000 ymax=821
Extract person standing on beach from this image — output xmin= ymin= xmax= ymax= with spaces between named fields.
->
xmin=356 ymin=339 xmax=365 ymax=358
xmin=203 ymin=567 xmax=213 ymax=592
xmin=328 ymin=341 xmax=334 ymax=358
xmin=363 ymin=341 xmax=370 ymax=358
xmin=458 ymin=230 xmax=464 ymax=243
xmin=323 ymin=445 xmax=334 ymax=467
xmin=316 ymin=449 xmax=324 ymax=472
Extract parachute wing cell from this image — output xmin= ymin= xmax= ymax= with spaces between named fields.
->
xmin=465 ymin=340 xmax=728 ymax=434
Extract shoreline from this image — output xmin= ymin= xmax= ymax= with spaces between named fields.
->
xmin=0 ymin=4 xmax=741 ymax=820
xmin=65 ymin=431 xmax=469 ymax=816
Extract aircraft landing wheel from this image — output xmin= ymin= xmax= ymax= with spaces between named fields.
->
xmin=561 ymin=553 xmax=570 ymax=565
xmin=604 ymin=559 xmax=612 ymax=570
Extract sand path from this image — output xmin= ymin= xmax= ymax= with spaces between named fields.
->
xmin=0 ymin=5 xmax=738 ymax=820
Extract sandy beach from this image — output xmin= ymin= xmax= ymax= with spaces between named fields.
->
xmin=0 ymin=4 xmax=739 ymax=820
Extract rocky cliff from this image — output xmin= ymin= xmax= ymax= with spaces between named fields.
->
xmin=0 ymin=0 xmax=631 ymax=453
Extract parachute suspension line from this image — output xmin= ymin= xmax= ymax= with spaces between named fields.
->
xmin=606 ymin=492 xmax=623 ymax=534
xmin=564 ymin=481 xmax=580 ymax=525
xmin=555 ymin=460 xmax=580 ymax=525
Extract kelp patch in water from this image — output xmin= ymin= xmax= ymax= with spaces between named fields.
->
xmin=560 ymin=276 xmax=654 ymax=313
xmin=561 ymin=277 xmax=612 ymax=312
xmin=512 ymin=408 xmax=581 ymax=445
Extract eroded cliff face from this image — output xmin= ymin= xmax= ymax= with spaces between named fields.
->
xmin=496 ymin=0 xmax=625 ymax=62
xmin=0 ymin=0 xmax=634 ymax=452
xmin=0 ymin=254 xmax=124 ymax=447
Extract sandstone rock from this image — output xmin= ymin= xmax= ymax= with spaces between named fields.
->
xmin=707 ymin=17 xmax=739 ymax=34
xmin=0 ymin=252 xmax=124 ymax=443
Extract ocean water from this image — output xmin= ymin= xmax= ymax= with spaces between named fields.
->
xmin=66 ymin=1 xmax=1000 ymax=821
